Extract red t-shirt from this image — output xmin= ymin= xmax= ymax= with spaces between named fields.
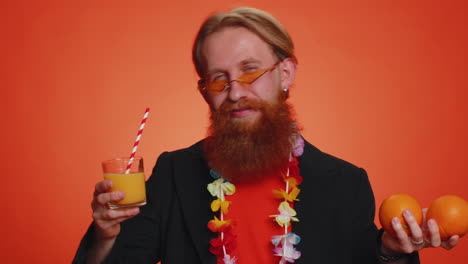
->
xmin=222 ymin=173 xmax=292 ymax=263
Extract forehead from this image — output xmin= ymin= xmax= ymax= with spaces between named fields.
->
xmin=201 ymin=27 xmax=276 ymax=73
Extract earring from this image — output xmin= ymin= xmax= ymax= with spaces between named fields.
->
xmin=283 ymin=87 xmax=288 ymax=92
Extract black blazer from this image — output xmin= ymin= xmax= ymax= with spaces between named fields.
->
xmin=74 ymin=139 xmax=419 ymax=264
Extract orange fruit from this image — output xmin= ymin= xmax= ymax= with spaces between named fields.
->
xmin=426 ymin=195 xmax=468 ymax=240
xmin=379 ymin=193 xmax=423 ymax=237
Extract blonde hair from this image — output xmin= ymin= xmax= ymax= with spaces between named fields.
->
xmin=192 ymin=7 xmax=297 ymax=78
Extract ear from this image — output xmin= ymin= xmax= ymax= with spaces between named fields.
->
xmin=198 ymin=85 xmax=216 ymax=111
xmin=279 ymin=58 xmax=297 ymax=90
xmin=198 ymin=86 xmax=210 ymax=103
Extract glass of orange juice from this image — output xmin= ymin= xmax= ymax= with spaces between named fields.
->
xmin=102 ymin=157 xmax=146 ymax=209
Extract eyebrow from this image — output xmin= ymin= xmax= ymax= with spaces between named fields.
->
xmin=206 ymin=58 xmax=262 ymax=77
xmin=239 ymin=58 xmax=261 ymax=66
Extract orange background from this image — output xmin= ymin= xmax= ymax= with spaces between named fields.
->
xmin=1 ymin=0 xmax=467 ymax=263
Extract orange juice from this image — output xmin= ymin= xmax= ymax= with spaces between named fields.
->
xmin=104 ymin=172 xmax=146 ymax=208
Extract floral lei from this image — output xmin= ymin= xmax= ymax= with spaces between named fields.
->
xmin=207 ymin=136 xmax=305 ymax=264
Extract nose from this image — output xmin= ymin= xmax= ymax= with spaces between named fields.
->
xmin=227 ymin=80 xmax=248 ymax=102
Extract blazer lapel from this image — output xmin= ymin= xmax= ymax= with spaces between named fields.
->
xmin=172 ymin=142 xmax=217 ymax=264
xmin=294 ymin=139 xmax=342 ymax=263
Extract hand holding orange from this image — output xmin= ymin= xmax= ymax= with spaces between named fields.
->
xmin=426 ymin=195 xmax=468 ymax=240
xmin=379 ymin=193 xmax=468 ymax=241
xmin=379 ymin=193 xmax=423 ymax=237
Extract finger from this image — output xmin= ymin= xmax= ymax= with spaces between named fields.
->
xmin=391 ymin=217 xmax=413 ymax=253
xmin=441 ymin=235 xmax=459 ymax=250
xmin=403 ymin=209 xmax=424 ymax=245
xmin=95 ymin=191 xmax=125 ymax=206
xmin=97 ymin=212 xmax=140 ymax=228
xmin=426 ymin=219 xmax=441 ymax=247
xmin=93 ymin=206 xmax=140 ymax=221
xmin=91 ymin=191 xmax=125 ymax=211
xmin=94 ymin=211 xmax=140 ymax=239
xmin=420 ymin=208 xmax=430 ymax=241
xmin=94 ymin=180 xmax=113 ymax=196
xmin=421 ymin=208 xmax=428 ymax=227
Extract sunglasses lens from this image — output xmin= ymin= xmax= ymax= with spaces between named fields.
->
xmin=238 ymin=69 xmax=267 ymax=83
xmin=207 ymin=79 xmax=227 ymax=93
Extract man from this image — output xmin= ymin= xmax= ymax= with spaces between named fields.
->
xmin=74 ymin=7 xmax=459 ymax=264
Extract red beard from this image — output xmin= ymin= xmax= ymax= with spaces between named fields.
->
xmin=203 ymin=93 xmax=298 ymax=181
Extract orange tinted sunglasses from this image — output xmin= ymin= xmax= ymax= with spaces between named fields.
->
xmin=198 ymin=61 xmax=281 ymax=94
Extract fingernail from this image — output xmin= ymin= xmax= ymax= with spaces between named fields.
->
xmin=392 ymin=217 xmax=401 ymax=227
xmin=403 ymin=209 xmax=411 ymax=217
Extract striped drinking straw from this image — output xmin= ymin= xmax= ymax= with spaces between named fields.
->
xmin=125 ymin=108 xmax=150 ymax=174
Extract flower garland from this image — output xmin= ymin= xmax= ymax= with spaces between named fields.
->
xmin=207 ymin=137 xmax=304 ymax=264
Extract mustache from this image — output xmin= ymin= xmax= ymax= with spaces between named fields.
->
xmin=216 ymin=99 xmax=267 ymax=114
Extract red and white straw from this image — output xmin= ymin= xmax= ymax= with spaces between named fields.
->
xmin=125 ymin=108 xmax=150 ymax=174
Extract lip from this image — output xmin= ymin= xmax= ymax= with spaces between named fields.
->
xmin=230 ymin=107 xmax=257 ymax=118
